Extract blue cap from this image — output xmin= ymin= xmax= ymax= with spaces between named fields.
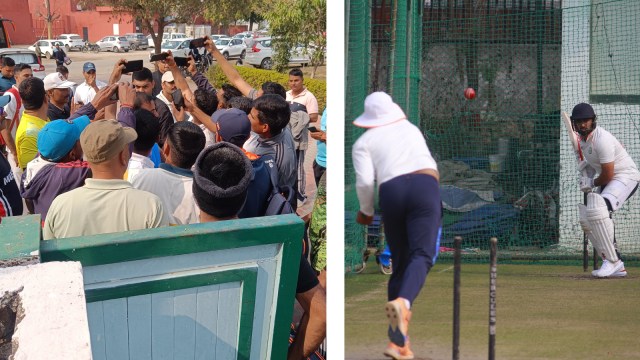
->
xmin=37 ymin=116 xmax=91 ymax=161
xmin=217 ymin=108 xmax=251 ymax=143
xmin=0 ymin=95 xmax=10 ymax=108
xmin=83 ymin=62 xmax=96 ymax=72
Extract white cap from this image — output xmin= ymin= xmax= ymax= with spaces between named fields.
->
xmin=353 ymin=91 xmax=406 ymax=128
xmin=44 ymin=72 xmax=76 ymax=91
xmin=161 ymin=71 xmax=174 ymax=83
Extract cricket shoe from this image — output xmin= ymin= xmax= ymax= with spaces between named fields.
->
xmin=383 ymin=341 xmax=415 ymax=360
xmin=591 ymin=260 xmax=627 ymax=277
xmin=594 ymin=259 xmax=626 ymax=278
xmin=385 ymin=298 xmax=411 ymax=347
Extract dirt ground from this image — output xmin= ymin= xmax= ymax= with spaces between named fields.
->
xmin=346 ymin=261 xmax=640 ymax=360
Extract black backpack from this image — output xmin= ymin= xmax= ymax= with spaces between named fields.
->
xmin=261 ymin=156 xmax=295 ymax=215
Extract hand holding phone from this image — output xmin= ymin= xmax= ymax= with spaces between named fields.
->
xmin=150 ymin=53 xmax=169 ymax=62
xmin=308 ymin=126 xmax=320 ymax=133
xmin=174 ymin=57 xmax=189 ymax=67
xmin=122 ymin=60 xmax=143 ymax=74
xmin=189 ymin=37 xmax=206 ymax=49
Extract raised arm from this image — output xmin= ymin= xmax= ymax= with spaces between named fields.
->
xmin=203 ymin=37 xmax=256 ymax=97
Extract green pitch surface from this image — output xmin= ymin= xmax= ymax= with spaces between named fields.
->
xmin=346 ymin=260 xmax=640 ymax=360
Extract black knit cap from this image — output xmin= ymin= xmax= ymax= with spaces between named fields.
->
xmin=192 ymin=142 xmax=253 ymax=218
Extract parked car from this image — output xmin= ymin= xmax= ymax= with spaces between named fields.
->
xmin=153 ymin=39 xmax=193 ymax=58
xmin=245 ymin=37 xmax=311 ymax=70
xmin=56 ymin=34 xmax=85 ymax=52
xmin=0 ymin=48 xmax=46 ymax=80
xmin=95 ymin=36 xmax=130 ymax=52
xmin=232 ymin=31 xmax=256 ymax=47
xmin=162 ymin=33 xmax=188 ymax=44
xmin=214 ymin=38 xmax=246 ymax=60
xmin=210 ymin=34 xmax=228 ymax=41
xmin=28 ymin=39 xmax=64 ymax=59
xmin=124 ymin=33 xmax=148 ymax=51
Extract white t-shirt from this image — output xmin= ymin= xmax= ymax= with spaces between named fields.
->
xmin=581 ymin=126 xmax=640 ymax=182
xmin=197 ymin=123 xmax=215 ymax=149
xmin=126 ymin=152 xmax=155 ymax=183
xmin=130 ymin=167 xmax=199 ymax=225
xmin=74 ymin=80 xmax=107 ymax=105
xmin=352 ymin=119 xmax=438 ymax=216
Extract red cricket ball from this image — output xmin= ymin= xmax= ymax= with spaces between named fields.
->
xmin=464 ymin=88 xmax=476 ymax=100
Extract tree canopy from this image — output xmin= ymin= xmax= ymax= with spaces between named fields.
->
xmin=265 ymin=0 xmax=326 ymax=77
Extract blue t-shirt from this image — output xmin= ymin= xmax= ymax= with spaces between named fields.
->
xmin=0 ymin=76 xmax=16 ymax=94
xmin=149 ymin=143 xmax=161 ymax=168
xmin=315 ymin=109 xmax=327 ymax=168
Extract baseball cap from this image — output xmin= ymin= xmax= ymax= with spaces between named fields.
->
xmin=217 ymin=108 xmax=251 ymax=143
xmin=43 ymin=72 xmax=76 ymax=91
xmin=353 ymin=91 xmax=406 ymax=128
xmin=161 ymin=71 xmax=174 ymax=83
xmin=83 ymin=62 xmax=96 ymax=72
xmin=80 ymin=119 xmax=138 ymax=163
xmin=37 ymin=116 xmax=91 ymax=162
xmin=0 ymin=94 xmax=10 ymax=108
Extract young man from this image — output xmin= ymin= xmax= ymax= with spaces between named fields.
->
xmin=126 ymin=109 xmax=160 ymax=182
xmin=53 ymin=44 xmax=66 ymax=67
xmin=0 ymin=95 xmax=22 ymax=219
xmin=215 ymin=108 xmax=272 ymax=218
xmin=1 ymin=63 xmax=32 ymax=181
xmin=44 ymin=119 xmax=169 ymax=239
xmin=0 ymin=57 xmax=16 ymax=94
xmin=244 ymin=94 xmax=297 ymax=193
xmin=131 ymin=121 xmax=205 ymax=225
xmin=20 ymin=116 xmax=91 ymax=221
xmin=192 ymin=143 xmax=326 ymax=360
xmin=74 ymin=62 xmax=107 ymax=106
xmin=44 ymin=72 xmax=76 ymax=120
xmin=287 ymin=68 xmax=318 ymax=202
xmin=353 ymin=92 xmax=441 ymax=359
xmin=571 ymin=103 xmax=640 ymax=277
xmin=132 ymin=68 xmax=173 ymax=147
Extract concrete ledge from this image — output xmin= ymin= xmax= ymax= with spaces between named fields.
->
xmin=0 ymin=262 xmax=92 ymax=359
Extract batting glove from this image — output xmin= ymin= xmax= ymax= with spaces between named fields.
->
xmin=580 ymin=176 xmax=595 ymax=193
xmin=578 ymin=160 xmax=596 ymax=178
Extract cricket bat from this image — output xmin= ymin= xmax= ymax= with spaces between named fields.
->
xmin=561 ymin=111 xmax=583 ymax=162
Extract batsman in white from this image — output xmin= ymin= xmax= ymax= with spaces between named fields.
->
xmin=571 ymin=103 xmax=640 ymax=277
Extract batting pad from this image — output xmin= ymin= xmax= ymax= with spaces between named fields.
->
xmin=586 ymin=193 xmax=618 ymax=262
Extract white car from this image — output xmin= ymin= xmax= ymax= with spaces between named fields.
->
xmin=56 ymin=34 xmax=85 ymax=52
xmin=162 ymin=33 xmax=188 ymax=44
xmin=210 ymin=34 xmax=228 ymax=41
xmin=245 ymin=37 xmax=311 ymax=70
xmin=153 ymin=39 xmax=194 ymax=58
xmin=96 ymin=36 xmax=130 ymax=52
xmin=215 ymin=38 xmax=246 ymax=60
xmin=28 ymin=39 xmax=64 ymax=59
xmin=0 ymin=48 xmax=46 ymax=79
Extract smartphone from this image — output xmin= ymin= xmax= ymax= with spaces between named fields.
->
xmin=171 ymin=89 xmax=184 ymax=110
xmin=122 ymin=60 xmax=143 ymax=74
xmin=189 ymin=37 xmax=206 ymax=49
xmin=308 ymin=126 xmax=320 ymax=133
xmin=149 ymin=53 xmax=169 ymax=62
xmin=174 ymin=57 xmax=189 ymax=67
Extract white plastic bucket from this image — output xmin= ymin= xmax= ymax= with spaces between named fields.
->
xmin=489 ymin=154 xmax=504 ymax=173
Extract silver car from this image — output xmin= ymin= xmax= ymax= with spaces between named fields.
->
xmin=124 ymin=33 xmax=148 ymax=51
xmin=96 ymin=36 xmax=130 ymax=52
xmin=245 ymin=37 xmax=310 ymax=70
xmin=0 ymin=48 xmax=46 ymax=79
xmin=215 ymin=38 xmax=246 ymax=60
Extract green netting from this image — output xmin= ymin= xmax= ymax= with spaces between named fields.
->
xmin=345 ymin=0 xmax=640 ymax=270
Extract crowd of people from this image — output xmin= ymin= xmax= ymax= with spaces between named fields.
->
xmin=0 ymin=36 xmax=327 ymax=360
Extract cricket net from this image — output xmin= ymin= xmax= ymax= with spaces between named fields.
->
xmin=345 ymin=0 xmax=640 ymax=270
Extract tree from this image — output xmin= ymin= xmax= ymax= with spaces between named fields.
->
xmin=36 ymin=0 xmax=61 ymax=40
xmin=201 ymin=0 xmax=258 ymax=34
xmin=79 ymin=0 xmax=204 ymax=53
xmin=265 ymin=0 xmax=326 ymax=77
